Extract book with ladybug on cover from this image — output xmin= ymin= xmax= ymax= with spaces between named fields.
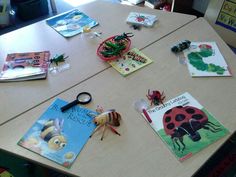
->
xmin=108 ymin=48 xmax=153 ymax=76
xmin=143 ymin=92 xmax=229 ymax=161
xmin=18 ymin=98 xmax=97 ymax=168
xmin=126 ymin=12 xmax=157 ymax=27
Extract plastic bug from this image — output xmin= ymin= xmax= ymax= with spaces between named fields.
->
xmin=100 ymin=41 xmax=126 ymax=57
xmin=89 ymin=106 xmax=121 ymax=140
xmin=50 ymin=54 xmax=68 ymax=66
xmin=163 ymin=106 xmax=221 ymax=152
xmin=113 ymin=32 xmax=134 ymax=42
xmin=171 ymin=40 xmax=191 ymax=53
xmin=146 ymin=89 xmax=165 ymax=106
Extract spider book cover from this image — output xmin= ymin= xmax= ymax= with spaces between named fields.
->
xmin=46 ymin=9 xmax=98 ymax=38
xmin=18 ymin=98 xmax=97 ymax=168
xmin=144 ymin=92 xmax=229 ymax=161
xmin=183 ymin=42 xmax=232 ymax=77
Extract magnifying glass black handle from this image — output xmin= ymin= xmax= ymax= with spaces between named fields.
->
xmin=61 ymin=100 xmax=78 ymax=112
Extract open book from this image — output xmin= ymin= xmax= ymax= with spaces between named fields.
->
xmin=143 ymin=92 xmax=229 ymax=161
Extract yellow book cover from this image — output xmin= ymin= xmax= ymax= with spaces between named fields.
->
xmin=108 ymin=48 xmax=153 ymax=76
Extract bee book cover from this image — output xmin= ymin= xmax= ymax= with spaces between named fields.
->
xmin=18 ymin=98 xmax=97 ymax=168
xmin=144 ymin=92 xmax=229 ymax=161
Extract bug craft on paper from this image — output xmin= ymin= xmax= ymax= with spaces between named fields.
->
xmin=97 ymin=33 xmax=133 ymax=61
xmin=146 ymin=89 xmax=165 ymax=106
xmin=88 ymin=106 xmax=121 ymax=140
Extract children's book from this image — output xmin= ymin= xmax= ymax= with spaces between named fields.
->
xmin=126 ymin=12 xmax=157 ymax=27
xmin=46 ymin=9 xmax=98 ymax=38
xmin=143 ymin=92 xmax=229 ymax=161
xmin=183 ymin=42 xmax=232 ymax=77
xmin=18 ymin=98 xmax=97 ymax=168
xmin=0 ymin=51 xmax=50 ymax=82
xmin=108 ymin=48 xmax=153 ymax=76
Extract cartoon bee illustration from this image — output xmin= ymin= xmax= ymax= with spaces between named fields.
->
xmin=89 ymin=106 xmax=121 ymax=140
xmin=40 ymin=118 xmax=67 ymax=151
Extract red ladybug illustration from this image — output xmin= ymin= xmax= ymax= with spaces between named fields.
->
xmin=163 ymin=106 xmax=221 ymax=151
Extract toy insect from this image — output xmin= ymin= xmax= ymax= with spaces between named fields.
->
xmin=40 ymin=118 xmax=67 ymax=150
xmin=163 ymin=106 xmax=221 ymax=152
xmin=50 ymin=54 xmax=68 ymax=66
xmin=113 ymin=32 xmax=134 ymax=42
xmin=100 ymin=41 xmax=126 ymax=57
xmin=146 ymin=89 xmax=165 ymax=106
xmin=89 ymin=106 xmax=121 ymax=141
xmin=171 ymin=40 xmax=191 ymax=53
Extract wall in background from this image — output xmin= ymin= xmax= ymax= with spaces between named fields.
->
xmin=192 ymin=0 xmax=210 ymax=14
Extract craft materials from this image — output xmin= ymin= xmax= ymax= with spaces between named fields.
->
xmin=134 ymin=99 xmax=152 ymax=123
xmin=97 ymin=33 xmax=132 ymax=61
xmin=61 ymin=92 xmax=92 ymax=112
xmin=146 ymin=89 xmax=165 ymax=106
xmin=89 ymin=106 xmax=121 ymax=140
xmin=171 ymin=40 xmax=191 ymax=53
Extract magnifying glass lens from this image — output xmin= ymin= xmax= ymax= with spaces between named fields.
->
xmin=77 ymin=93 xmax=91 ymax=103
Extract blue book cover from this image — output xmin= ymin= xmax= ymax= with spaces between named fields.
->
xmin=46 ymin=9 xmax=98 ymax=38
xmin=18 ymin=98 xmax=97 ymax=168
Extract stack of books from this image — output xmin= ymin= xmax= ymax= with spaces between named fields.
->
xmin=0 ymin=51 xmax=50 ymax=82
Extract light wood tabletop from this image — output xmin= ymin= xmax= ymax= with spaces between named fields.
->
xmin=0 ymin=17 xmax=235 ymax=177
xmin=0 ymin=1 xmax=196 ymax=125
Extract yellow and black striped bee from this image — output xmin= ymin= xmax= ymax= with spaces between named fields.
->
xmin=89 ymin=107 xmax=121 ymax=140
xmin=40 ymin=119 xmax=67 ymax=150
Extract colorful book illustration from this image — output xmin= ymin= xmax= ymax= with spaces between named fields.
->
xmin=46 ymin=9 xmax=98 ymax=38
xmin=108 ymin=48 xmax=153 ymax=76
xmin=183 ymin=42 xmax=232 ymax=77
xmin=144 ymin=92 xmax=229 ymax=161
xmin=126 ymin=12 xmax=157 ymax=27
xmin=18 ymin=98 xmax=97 ymax=168
xmin=0 ymin=51 xmax=50 ymax=82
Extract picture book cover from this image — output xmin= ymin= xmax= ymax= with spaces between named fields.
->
xmin=18 ymin=98 xmax=97 ymax=168
xmin=0 ymin=51 xmax=50 ymax=82
xmin=108 ymin=48 xmax=153 ymax=76
xmin=46 ymin=9 xmax=98 ymax=38
xmin=183 ymin=42 xmax=232 ymax=77
xmin=144 ymin=92 xmax=229 ymax=161
xmin=126 ymin=12 xmax=157 ymax=27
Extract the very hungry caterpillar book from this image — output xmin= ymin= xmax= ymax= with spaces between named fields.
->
xmin=183 ymin=42 xmax=231 ymax=77
xmin=18 ymin=98 xmax=97 ymax=168
xmin=143 ymin=92 xmax=229 ymax=161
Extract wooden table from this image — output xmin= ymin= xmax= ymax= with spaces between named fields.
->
xmin=0 ymin=17 xmax=235 ymax=177
xmin=0 ymin=1 xmax=196 ymax=125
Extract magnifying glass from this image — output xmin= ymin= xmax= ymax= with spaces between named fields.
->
xmin=61 ymin=92 xmax=92 ymax=112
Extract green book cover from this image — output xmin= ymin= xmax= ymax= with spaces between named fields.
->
xmin=144 ymin=92 xmax=229 ymax=161
xmin=108 ymin=48 xmax=153 ymax=76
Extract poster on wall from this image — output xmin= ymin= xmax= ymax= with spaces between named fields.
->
xmin=215 ymin=0 xmax=236 ymax=32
